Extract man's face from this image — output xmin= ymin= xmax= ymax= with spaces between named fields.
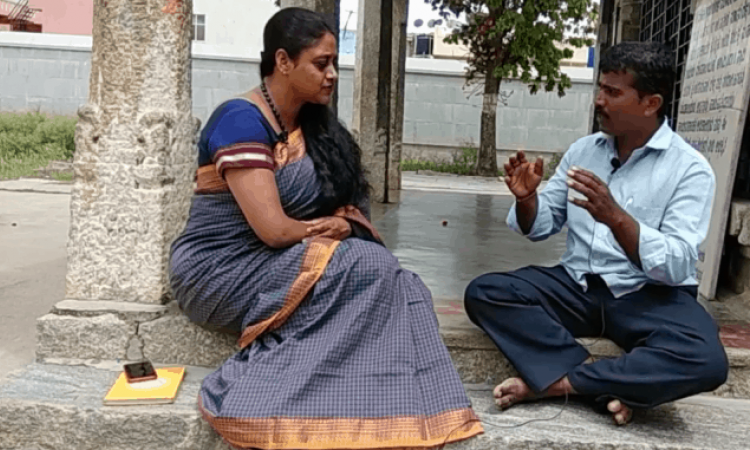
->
xmin=595 ymin=70 xmax=660 ymax=136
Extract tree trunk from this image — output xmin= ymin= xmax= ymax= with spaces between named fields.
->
xmin=476 ymin=68 xmax=500 ymax=177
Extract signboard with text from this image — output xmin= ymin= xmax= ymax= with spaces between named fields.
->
xmin=676 ymin=0 xmax=750 ymax=300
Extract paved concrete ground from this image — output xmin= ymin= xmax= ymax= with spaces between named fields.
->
xmin=3 ymin=173 xmax=747 ymax=382
xmin=371 ymin=184 xmax=566 ymax=301
xmin=4 ymin=362 xmax=750 ymax=450
xmin=1 ymin=174 xmax=562 ymax=380
xmin=0 ymin=180 xmax=71 ymax=380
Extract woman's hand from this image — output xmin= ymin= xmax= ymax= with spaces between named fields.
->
xmin=303 ymin=217 xmax=351 ymax=240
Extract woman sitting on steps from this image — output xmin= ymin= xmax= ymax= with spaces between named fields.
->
xmin=169 ymin=8 xmax=483 ymax=450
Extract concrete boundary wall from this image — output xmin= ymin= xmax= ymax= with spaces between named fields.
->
xmin=0 ymin=32 xmax=595 ymax=162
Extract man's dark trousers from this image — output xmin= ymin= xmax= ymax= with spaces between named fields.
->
xmin=464 ymin=265 xmax=729 ymax=409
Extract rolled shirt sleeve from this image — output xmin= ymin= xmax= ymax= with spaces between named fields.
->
xmin=637 ymin=161 xmax=716 ymax=285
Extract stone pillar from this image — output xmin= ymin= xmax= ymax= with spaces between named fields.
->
xmin=352 ymin=0 xmax=395 ymax=203
xmin=66 ymin=0 xmax=198 ymax=304
xmin=389 ymin=0 xmax=408 ymax=192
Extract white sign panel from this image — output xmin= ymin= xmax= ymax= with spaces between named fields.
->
xmin=677 ymin=0 xmax=750 ymax=300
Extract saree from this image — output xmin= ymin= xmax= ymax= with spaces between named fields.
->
xmin=169 ymin=87 xmax=483 ymax=450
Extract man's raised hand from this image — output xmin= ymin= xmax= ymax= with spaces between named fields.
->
xmin=504 ymin=151 xmax=544 ymax=201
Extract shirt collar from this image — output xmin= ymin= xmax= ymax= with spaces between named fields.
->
xmin=595 ymin=118 xmax=673 ymax=151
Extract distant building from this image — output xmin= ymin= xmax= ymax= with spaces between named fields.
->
xmin=0 ymin=0 xmax=278 ymax=58
xmin=0 ymin=0 xmax=43 ymax=32
xmin=339 ymin=27 xmax=356 ymax=55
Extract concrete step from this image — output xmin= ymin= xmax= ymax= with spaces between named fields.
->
xmin=437 ymin=302 xmax=750 ymax=400
xmin=0 ymin=363 xmax=221 ymax=450
xmin=37 ymin=299 xmax=750 ymax=400
xmin=2 ymin=363 xmax=750 ymax=450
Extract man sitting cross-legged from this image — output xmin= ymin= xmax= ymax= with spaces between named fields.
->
xmin=464 ymin=41 xmax=728 ymax=425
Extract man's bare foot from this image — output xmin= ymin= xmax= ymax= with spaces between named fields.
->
xmin=608 ymin=399 xmax=633 ymax=426
xmin=493 ymin=378 xmax=534 ymax=409
xmin=493 ymin=376 xmax=574 ymax=410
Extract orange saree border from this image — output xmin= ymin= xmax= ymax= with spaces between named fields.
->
xmin=238 ymin=236 xmax=340 ymax=349
xmin=198 ymin=396 xmax=483 ymax=450
xmin=203 ymin=217 xmax=483 ymax=450
xmin=196 ymin=164 xmax=229 ymax=194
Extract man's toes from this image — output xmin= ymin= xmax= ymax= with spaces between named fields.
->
xmin=614 ymin=410 xmax=632 ymax=426
xmin=494 ymin=395 xmax=517 ymax=410
xmin=493 ymin=378 xmax=525 ymax=398
xmin=607 ymin=400 xmax=633 ymax=426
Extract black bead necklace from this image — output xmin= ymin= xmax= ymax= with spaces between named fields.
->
xmin=260 ymin=81 xmax=289 ymax=144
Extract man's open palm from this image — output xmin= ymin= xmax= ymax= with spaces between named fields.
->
xmin=504 ymin=151 xmax=544 ymax=199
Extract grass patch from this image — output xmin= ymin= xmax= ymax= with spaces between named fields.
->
xmin=401 ymin=145 xmax=564 ymax=180
xmin=401 ymin=147 xmax=485 ymax=176
xmin=0 ymin=112 xmax=76 ymax=180
xmin=50 ymin=172 xmax=74 ymax=182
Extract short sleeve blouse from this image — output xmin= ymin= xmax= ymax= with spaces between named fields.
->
xmin=197 ymin=99 xmax=278 ymax=178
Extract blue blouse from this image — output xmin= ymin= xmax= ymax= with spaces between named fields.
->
xmin=197 ymin=99 xmax=279 ymax=177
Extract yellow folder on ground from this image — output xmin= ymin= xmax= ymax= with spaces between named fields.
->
xmin=103 ymin=367 xmax=186 ymax=406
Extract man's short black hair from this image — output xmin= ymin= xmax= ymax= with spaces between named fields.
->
xmin=599 ymin=41 xmax=675 ymax=119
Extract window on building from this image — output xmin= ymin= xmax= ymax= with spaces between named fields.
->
xmin=639 ymin=0 xmax=693 ymax=126
xmin=193 ymin=14 xmax=205 ymax=41
xmin=415 ymin=34 xmax=434 ymax=57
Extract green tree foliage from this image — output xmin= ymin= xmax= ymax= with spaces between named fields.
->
xmin=425 ymin=0 xmax=597 ymax=176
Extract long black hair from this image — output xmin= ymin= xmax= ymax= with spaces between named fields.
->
xmin=260 ymin=7 xmax=370 ymax=214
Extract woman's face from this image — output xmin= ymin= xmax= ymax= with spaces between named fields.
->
xmin=288 ymin=32 xmax=338 ymax=105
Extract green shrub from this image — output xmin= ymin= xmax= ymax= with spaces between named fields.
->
xmin=402 ymin=148 xmax=566 ymax=181
xmin=36 ymin=116 xmax=77 ymax=158
xmin=401 ymin=145 xmax=486 ymax=176
xmin=0 ymin=113 xmax=77 ymax=180
xmin=0 ymin=112 xmax=46 ymax=135
xmin=0 ymin=132 xmax=43 ymax=157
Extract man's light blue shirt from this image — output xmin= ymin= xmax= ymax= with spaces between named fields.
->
xmin=507 ymin=120 xmax=716 ymax=298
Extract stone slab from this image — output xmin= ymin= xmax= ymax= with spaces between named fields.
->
xmin=0 ymin=363 xmax=220 ymax=450
xmin=437 ymin=300 xmax=750 ymax=398
xmin=36 ymin=305 xmax=238 ymax=367
xmin=139 ymin=314 xmax=238 ymax=367
xmin=446 ymin=385 xmax=750 ymax=450
xmin=677 ymin=0 xmax=750 ymax=300
xmin=52 ymin=299 xmax=170 ymax=322
xmin=36 ymin=314 xmax=135 ymax=361
xmin=36 ymin=300 xmax=750 ymax=399
xmin=4 ymin=363 xmax=750 ymax=450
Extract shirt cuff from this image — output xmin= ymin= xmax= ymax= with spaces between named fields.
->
xmin=507 ymin=195 xmax=554 ymax=240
